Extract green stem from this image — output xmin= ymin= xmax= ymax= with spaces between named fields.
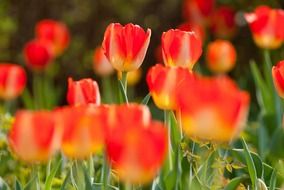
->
xmin=164 ymin=110 xmax=173 ymax=171
xmin=189 ymin=141 xmax=195 ymax=187
xmin=88 ymin=155 xmax=94 ymax=178
xmin=101 ymin=153 xmax=110 ymax=190
xmin=125 ymin=183 xmax=132 ymax=190
xmin=32 ymin=164 xmax=40 ymax=190
xmin=121 ymin=71 xmax=128 ymax=93
xmin=33 ymin=73 xmax=43 ymax=109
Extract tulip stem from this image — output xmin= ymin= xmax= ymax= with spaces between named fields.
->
xmin=101 ymin=153 xmax=110 ymax=190
xmin=121 ymin=71 xmax=128 ymax=93
xmin=164 ymin=110 xmax=173 ymax=171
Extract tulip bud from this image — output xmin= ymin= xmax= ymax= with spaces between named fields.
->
xmin=93 ymin=46 xmax=114 ymax=76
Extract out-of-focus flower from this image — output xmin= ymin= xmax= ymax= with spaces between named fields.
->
xmin=178 ymin=22 xmax=206 ymax=43
xmin=102 ymin=23 xmax=151 ymax=71
xmin=24 ymin=40 xmax=53 ymax=70
xmin=146 ymin=64 xmax=193 ymax=110
xmin=105 ymin=104 xmax=167 ymax=184
xmin=93 ymin=46 xmax=114 ymax=76
xmin=272 ymin=61 xmax=284 ymax=98
xmin=210 ymin=6 xmax=237 ymax=39
xmin=182 ymin=0 xmax=215 ymax=26
xmin=162 ymin=29 xmax=202 ymax=69
xmin=118 ymin=69 xmax=142 ymax=86
xmin=35 ymin=19 xmax=70 ymax=56
xmin=66 ymin=78 xmax=101 ymax=106
xmin=55 ymin=106 xmax=107 ymax=159
xmin=0 ymin=63 xmax=27 ymax=100
xmin=177 ymin=75 xmax=250 ymax=142
xmin=206 ymin=40 xmax=237 ymax=73
xmin=245 ymin=6 xmax=284 ymax=49
xmin=8 ymin=110 xmax=59 ymax=162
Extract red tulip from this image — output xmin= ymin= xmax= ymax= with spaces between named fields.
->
xmin=0 ymin=63 xmax=26 ymax=100
xmin=178 ymin=22 xmax=206 ymax=43
xmin=24 ymin=40 xmax=53 ymax=70
xmin=210 ymin=6 xmax=237 ymax=39
xmin=245 ymin=6 xmax=284 ymax=49
xmin=162 ymin=29 xmax=202 ymax=69
xmin=93 ymin=46 xmax=114 ymax=76
xmin=35 ymin=19 xmax=70 ymax=56
xmin=182 ymin=0 xmax=215 ymax=26
xmin=8 ymin=110 xmax=59 ymax=162
xmin=146 ymin=64 xmax=193 ymax=110
xmin=55 ymin=105 xmax=107 ymax=159
xmin=272 ymin=61 xmax=284 ymax=98
xmin=105 ymin=104 xmax=167 ymax=184
xmin=177 ymin=75 xmax=250 ymax=141
xmin=102 ymin=23 xmax=151 ymax=71
xmin=67 ymin=78 xmax=101 ymax=106
xmin=206 ymin=40 xmax=237 ymax=73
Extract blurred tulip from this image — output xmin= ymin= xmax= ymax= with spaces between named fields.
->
xmin=55 ymin=106 xmax=107 ymax=159
xmin=245 ymin=6 xmax=284 ymax=49
xmin=8 ymin=110 xmax=59 ymax=162
xmin=147 ymin=64 xmax=193 ymax=110
xmin=177 ymin=75 xmax=250 ymax=141
xmin=93 ymin=46 xmax=114 ymax=76
xmin=118 ymin=69 xmax=142 ymax=86
xmin=35 ymin=19 xmax=70 ymax=56
xmin=210 ymin=6 xmax=237 ymax=39
xmin=24 ymin=40 xmax=53 ymax=70
xmin=67 ymin=78 xmax=101 ymax=106
xmin=206 ymin=40 xmax=237 ymax=73
xmin=102 ymin=23 xmax=151 ymax=71
xmin=162 ymin=29 xmax=202 ymax=69
xmin=105 ymin=104 xmax=167 ymax=184
xmin=178 ymin=22 xmax=206 ymax=43
xmin=0 ymin=64 xmax=27 ymax=100
xmin=182 ymin=0 xmax=215 ymax=26
xmin=272 ymin=61 xmax=284 ymax=98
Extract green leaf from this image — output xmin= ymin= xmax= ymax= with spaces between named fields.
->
xmin=224 ymin=176 xmax=248 ymax=190
xmin=82 ymin=165 xmax=93 ymax=190
xmin=241 ymin=138 xmax=258 ymax=189
xmin=141 ymin=93 xmax=151 ymax=105
xmin=44 ymin=159 xmax=62 ymax=190
xmin=15 ymin=180 xmax=22 ymax=190
xmin=269 ymin=169 xmax=277 ymax=190
xmin=60 ymin=172 xmax=70 ymax=190
xmin=0 ymin=177 xmax=10 ymax=190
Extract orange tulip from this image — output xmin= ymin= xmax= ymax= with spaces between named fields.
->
xmin=93 ymin=46 xmax=114 ymax=76
xmin=206 ymin=40 xmax=237 ymax=73
xmin=245 ymin=6 xmax=284 ymax=49
xmin=66 ymin=78 xmax=101 ymax=106
xmin=102 ymin=23 xmax=151 ymax=71
xmin=55 ymin=106 xmax=107 ymax=159
xmin=177 ymin=75 xmax=250 ymax=141
xmin=272 ymin=61 xmax=284 ymax=98
xmin=146 ymin=64 xmax=193 ymax=110
xmin=162 ymin=29 xmax=202 ymax=69
xmin=210 ymin=6 xmax=237 ymax=39
xmin=178 ymin=22 xmax=206 ymax=43
xmin=0 ymin=64 xmax=27 ymax=100
xmin=35 ymin=19 xmax=70 ymax=56
xmin=182 ymin=0 xmax=215 ymax=26
xmin=105 ymin=104 xmax=167 ymax=184
xmin=8 ymin=110 xmax=59 ymax=162
xmin=23 ymin=40 xmax=53 ymax=70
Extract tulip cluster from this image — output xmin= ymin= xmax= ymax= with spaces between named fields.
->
xmin=23 ymin=19 xmax=70 ymax=71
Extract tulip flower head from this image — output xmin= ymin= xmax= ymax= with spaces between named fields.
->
xmin=55 ymin=106 xmax=106 ymax=159
xmin=105 ymin=104 xmax=167 ymax=184
xmin=272 ymin=61 xmax=284 ymax=98
xmin=177 ymin=75 xmax=250 ymax=142
xmin=206 ymin=40 xmax=237 ymax=73
xmin=210 ymin=6 xmax=237 ymax=39
xmin=67 ymin=78 xmax=101 ymax=106
xmin=93 ymin=46 xmax=114 ymax=76
xmin=8 ymin=110 xmax=59 ymax=162
xmin=102 ymin=23 xmax=151 ymax=71
xmin=35 ymin=19 xmax=70 ymax=56
xmin=24 ymin=40 xmax=53 ymax=71
xmin=147 ymin=64 xmax=193 ymax=110
xmin=162 ymin=29 xmax=202 ymax=69
xmin=245 ymin=6 xmax=284 ymax=49
xmin=0 ymin=64 xmax=27 ymax=100
xmin=178 ymin=22 xmax=206 ymax=43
